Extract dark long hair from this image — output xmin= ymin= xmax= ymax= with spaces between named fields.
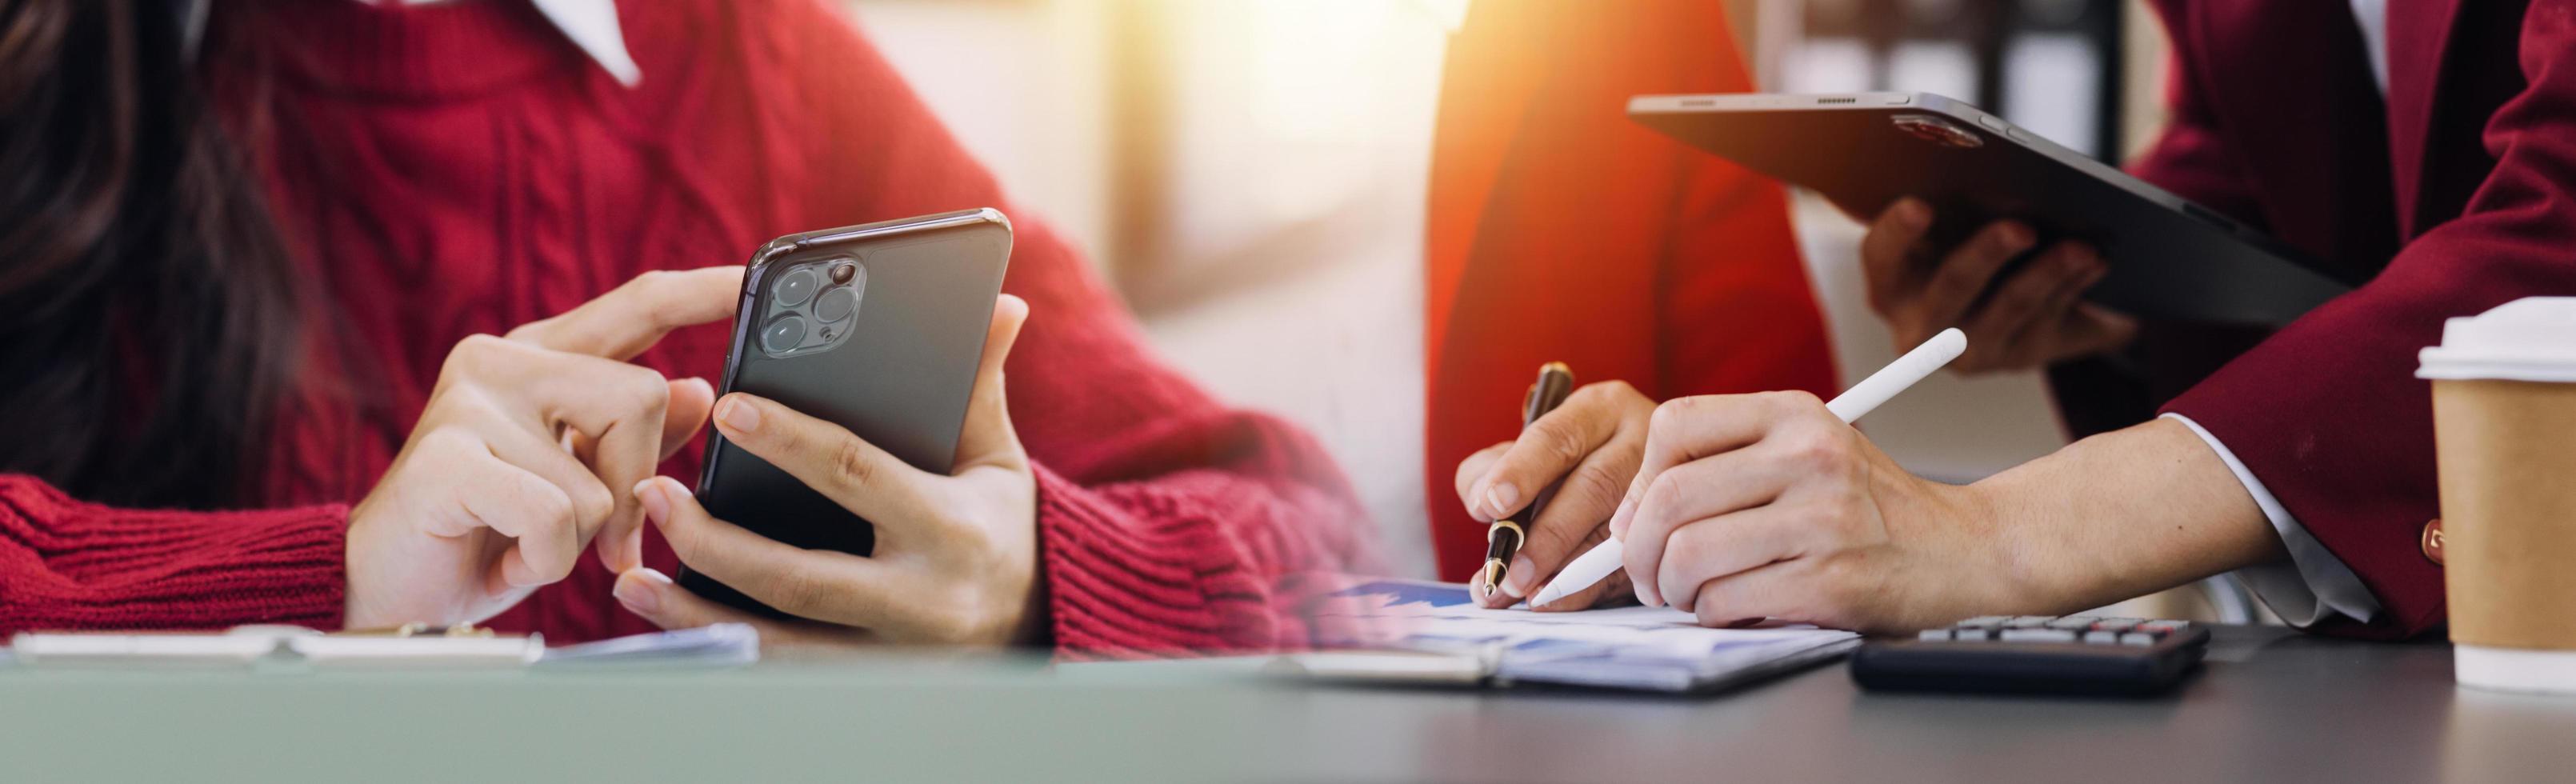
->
xmin=0 ymin=0 xmax=302 ymax=509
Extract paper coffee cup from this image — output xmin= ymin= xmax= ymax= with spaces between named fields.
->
xmin=2419 ymin=297 xmax=2576 ymax=694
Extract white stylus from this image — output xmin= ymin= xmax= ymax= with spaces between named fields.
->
xmin=1527 ymin=327 xmax=1968 ymax=608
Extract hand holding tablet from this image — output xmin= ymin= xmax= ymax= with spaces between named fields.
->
xmin=1628 ymin=92 xmax=2354 ymax=328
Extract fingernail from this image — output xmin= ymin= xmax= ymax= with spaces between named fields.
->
xmin=716 ymin=394 xmax=759 ymax=434
xmin=634 ymin=478 xmax=670 ymax=524
xmin=614 ymin=570 xmax=666 ymax=615
xmin=1482 ymin=482 xmax=1520 ymax=519
xmin=1465 ymin=477 xmax=1496 ymax=522
xmin=1607 ymin=496 xmax=1638 ymax=537
xmin=2002 ymin=226 xmax=2034 ymax=250
xmin=1501 ymin=555 xmax=1537 ymax=598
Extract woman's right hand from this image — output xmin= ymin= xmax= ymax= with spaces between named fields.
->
xmin=342 ymin=268 xmax=742 ymax=629
xmin=1454 ymin=381 xmax=1657 ymax=610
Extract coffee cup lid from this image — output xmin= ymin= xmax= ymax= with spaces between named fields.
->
xmin=2418 ymin=297 xmax=2576 ymax=382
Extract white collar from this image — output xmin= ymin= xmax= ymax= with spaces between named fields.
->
xmin=354 ymin=0 xmax=639 ymax=86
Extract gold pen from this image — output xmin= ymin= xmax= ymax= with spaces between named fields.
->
xmin=1480 ymin=362 xmax=1574 ymax=598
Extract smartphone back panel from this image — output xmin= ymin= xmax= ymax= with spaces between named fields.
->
xmin=682 ymin=209 xmax=1011 ymax=616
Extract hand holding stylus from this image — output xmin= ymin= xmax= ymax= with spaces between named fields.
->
xmin=1531 ymin=329 xmax=1968 ymax=629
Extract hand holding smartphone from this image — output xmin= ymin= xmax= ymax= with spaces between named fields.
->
xmin=678 ymin=209 xmax=1014 ymax=617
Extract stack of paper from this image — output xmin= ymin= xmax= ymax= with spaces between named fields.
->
xmin=1309 ymin=579 xmax=1859 ymax=693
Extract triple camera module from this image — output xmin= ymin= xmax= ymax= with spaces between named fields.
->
xmin=759 ymin=258 xmax=864 ymax=358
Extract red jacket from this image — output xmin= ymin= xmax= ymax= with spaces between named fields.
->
xmin=2142 ymin=0 xmax=2576 ymax=638
xmin=0 ymin=0 xmax=1373 ymax=656
xmin=1421 ymin=1 xmax=1840 ymax=580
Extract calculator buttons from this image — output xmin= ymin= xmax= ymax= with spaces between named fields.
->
xmin=1998 ymin=629 xmax=2080 ymax=643
xmin=1926 ymin=616 xmax=2199 ymax=648
xmin=1862 ymin=615 xmax=2210 ymax=695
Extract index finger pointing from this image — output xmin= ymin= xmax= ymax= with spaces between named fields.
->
xmin=506 ymin=267 xmax=745 ymax=360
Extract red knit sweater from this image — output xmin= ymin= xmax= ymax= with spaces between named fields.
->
xmin=0 ymin=0 xmax=1374 ymax=657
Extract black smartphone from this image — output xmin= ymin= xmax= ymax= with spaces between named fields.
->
xmin=682 ymin=208 xmax=1013 ymax=616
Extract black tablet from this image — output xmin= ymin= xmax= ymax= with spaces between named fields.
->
xmin=1629 ymin=92 xmax=2353 ymax=326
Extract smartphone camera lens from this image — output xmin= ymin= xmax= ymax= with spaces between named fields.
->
xmin=774 ymin=268 xmax=818 ymax=308
xmin=814 ymin=286 xmax=859 ymax=322
xmin=761 ymin=314 xmax=808 ymax=354
xmin=830 ymin=261 xmax=858 ymax=285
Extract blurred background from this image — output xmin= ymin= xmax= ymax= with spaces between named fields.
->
xmin=844 ymin=0 xmax=2193 ymax=599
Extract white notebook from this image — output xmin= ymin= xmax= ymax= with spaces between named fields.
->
xmin=1297 ymin=579 xmax=1860 ymax=693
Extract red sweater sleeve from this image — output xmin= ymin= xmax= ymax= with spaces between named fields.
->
xmin=746 ymin=1 xmax=1376 ymax=657
xmin=1030 ymin=420 xmax=1374 ymax=658
xmin=2164 ymin=3 xmax=2576 ymax=639
xmin=0 ymin=475 xmax=348 ymax=634
xmin=1002 ymin=218 xmax=1376 ymax=658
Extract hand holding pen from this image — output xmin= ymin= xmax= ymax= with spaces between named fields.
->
xmin=1468 ymin=362 xmax=1570 ymax=600
xmin=1455 ymin=365 xmax=1657 ymax=610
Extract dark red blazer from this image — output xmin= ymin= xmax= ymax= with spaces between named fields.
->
xmin=2138 ymin=0 xmax=2576 ymax=638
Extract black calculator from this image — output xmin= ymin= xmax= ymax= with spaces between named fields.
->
xmin=1850 ymin=615 xmax=2210 ymax=697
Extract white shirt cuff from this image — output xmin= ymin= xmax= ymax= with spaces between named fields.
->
xmin=2159 ymin=413 xmax=2382 ymax=626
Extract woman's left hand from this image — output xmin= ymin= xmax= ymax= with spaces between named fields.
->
xmin=612 ymin=294 xmax=1045 ymax=646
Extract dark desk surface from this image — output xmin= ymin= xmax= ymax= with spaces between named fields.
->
xmin=3 ymin=626 xmax=2572 ymax=783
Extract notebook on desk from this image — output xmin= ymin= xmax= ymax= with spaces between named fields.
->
xmin=1290 ymin=579 xmax=1860 ymax=694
